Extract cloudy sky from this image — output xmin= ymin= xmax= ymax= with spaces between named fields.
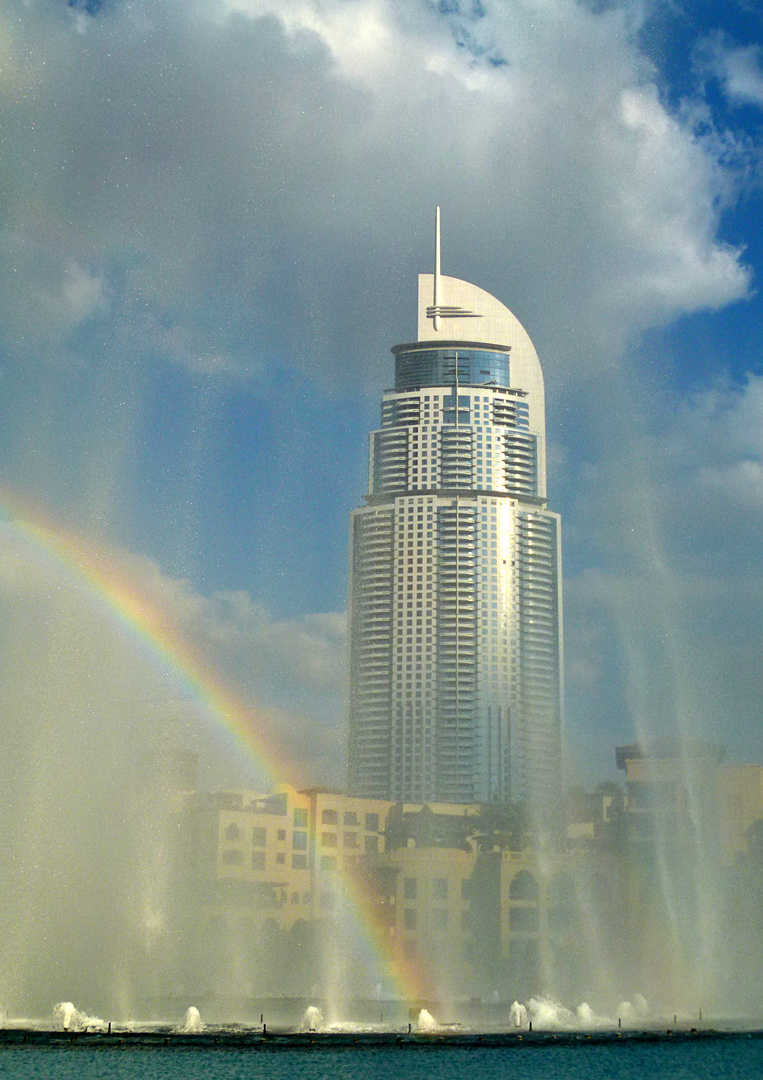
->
xmin=2 ymin=0 xmax=763 ymax=789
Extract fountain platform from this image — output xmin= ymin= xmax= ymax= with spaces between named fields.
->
xmin=0 ymin=1026 xmax=761 ymax=1050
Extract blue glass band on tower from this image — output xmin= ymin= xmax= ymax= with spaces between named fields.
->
xmin=391 ymin=342 xmax=510 ymax=391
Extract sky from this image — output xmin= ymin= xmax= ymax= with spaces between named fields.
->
xmin=2 ymin=0 xmax=763 ymax=789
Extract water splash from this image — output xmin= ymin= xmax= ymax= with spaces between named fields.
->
xmin=616 ymin=994 xmax=648 ymax=1023
xmin=509 ymin=1000 xmax=528 ymax=1028
xmin=525 ymin=997 xmax=610 ymax=1030
xmin=417 ymin=1008 xmax=438 ymax=1032
xmin=301 ymin=1005 xmax=323 ymax=1032
xmin=176 ymin=1006 xmax=204 ymax=1033
xmin=526 ymin=997 xmax=575 ymax=1029
xmin=575 ymin=1002 xmax=608 ymax=1028
xmin=52 ymin=1001 xmax=104 ymax=1032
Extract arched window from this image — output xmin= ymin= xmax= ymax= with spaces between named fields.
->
xmin=509 ymin=870 xmax=539 ymax=903
xmin=225 ymin=823 xmax=241 ymax=842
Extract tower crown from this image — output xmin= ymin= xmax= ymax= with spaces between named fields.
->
xmin=417 ymin=272 xmax=545 ymax=437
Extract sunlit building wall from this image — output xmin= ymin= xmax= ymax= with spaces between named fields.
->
xmin=716 ymin=763 xmax=763 ymax=861
xmin=179 ymin=786 xmax=632 ymax=999
xmin=188 ymin=786 xmax=391 ymax=928
xmin=348 ymin=245 xmax=563 ymax=813
xmin=615 ymin=740 xmax=724 ymax=852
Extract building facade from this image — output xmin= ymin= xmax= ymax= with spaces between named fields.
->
xmin=177 ymin=785 xmax=629 ymax=1002
xmin=348 ymin=213 xmax=563 ymax=814
xmin=716 ymin=763 xmax=763 ymax=861
xmin=615 ymin=739 xmax=725 ymax=853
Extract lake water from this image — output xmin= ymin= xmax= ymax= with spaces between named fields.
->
xmin=1 ymin=1036 xmax=762 ymax=1080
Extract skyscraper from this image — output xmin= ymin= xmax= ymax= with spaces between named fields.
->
xmin=348 ymin=210 xmax=562 ymax=816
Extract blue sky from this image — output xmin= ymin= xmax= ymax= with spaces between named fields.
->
xmin=2 ymin=0 xmax=763 ymax=788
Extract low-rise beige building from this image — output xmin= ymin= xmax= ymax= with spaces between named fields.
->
xmin=175 ymin=787 xmax=632 ymax=1002
xmin=716 ymin=763 xmax=763 ymax=860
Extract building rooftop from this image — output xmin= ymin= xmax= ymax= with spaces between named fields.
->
xmin=616 ymin=739 xmax=726 ymax=770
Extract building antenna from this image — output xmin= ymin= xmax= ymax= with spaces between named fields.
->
xmin=433 ymin=206 xmax=441 ymax=331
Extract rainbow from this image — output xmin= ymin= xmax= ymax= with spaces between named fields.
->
xmin=0 ymin=486 xmax=435 ymax=1006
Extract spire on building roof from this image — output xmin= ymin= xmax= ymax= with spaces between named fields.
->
xmin=433 ymin=206 xmax=441 ymax=331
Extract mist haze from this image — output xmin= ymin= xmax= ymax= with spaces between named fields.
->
xmin=1 ymin=0 xmax=763 ymax=1022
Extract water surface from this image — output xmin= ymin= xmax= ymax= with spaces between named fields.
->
xmin=1 ymin=1036 xmax=762 ymax=1080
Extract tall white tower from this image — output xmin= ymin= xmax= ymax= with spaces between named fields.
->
xmin=348 ymin=212 xmax=562 ymax=815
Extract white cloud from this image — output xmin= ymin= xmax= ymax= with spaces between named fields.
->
xmin=141 ymin=320 xmax=255 ymax=379
xmin=0 ymin=527 xmax=348 ymax=786
xmin=224 ymin=0 xmax=407 ymax=84
xmin=699 ymin=34 xmax=763 ymax=109
xmin=697 ymin=459 xmax=763 ymax=510
xmin=61 ymin=260 xmax=107 ymax=323
xmin=0 ymin=231 xmax=108 ymax=351
xmin=562 ymin=372 xmax=763 ymax=779
xmin=119 ymin=551 xmax=350 ymax=783
xmin=0 ymin=0 xmax=750 ymax=383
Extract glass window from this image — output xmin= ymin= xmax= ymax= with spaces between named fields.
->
xmin=292 ymin=854 xmax=307 ymax=869
xmin=343 ymin=811 xmax=358 ymax=826
xmin=321 ymin=832 xmax=338 ymax=847
xmin=251 ymin=850 xmax=266 ymax=871
xmin=322 ymin=809 xmax=339 ymax=825
xmin=433 ymin=878 xmax=448 ymax=901
xmin=404 ymin=908 xmax=417 ymax=930
xmin=224 ymin=823 xmax=240 ymax=842
xmin=276 ymin=853 xmax=285 ymax=865
xmin=252 ymin=827 xmax=266 ymax=847
xmin=293 ymin=808 xmax=308 ymax=827
xmin=343 ymin=832 xmax=358 ymax=849
xmin=403 ymin=877 xmax=417 ymax=900
xmin=365 ymin=835 xmax=379 ymax=854
xmin=277 ymin=829 xmax=286 ymax=841
xmin=293 ymin=831 xmax=307 ymax=850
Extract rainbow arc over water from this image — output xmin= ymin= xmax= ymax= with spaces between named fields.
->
xmin=0 ymin=486 xmax=434 ymax=1005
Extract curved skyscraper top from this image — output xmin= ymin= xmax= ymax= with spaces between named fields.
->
xmin=348 ymin=211 xmax=562 ymax=816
